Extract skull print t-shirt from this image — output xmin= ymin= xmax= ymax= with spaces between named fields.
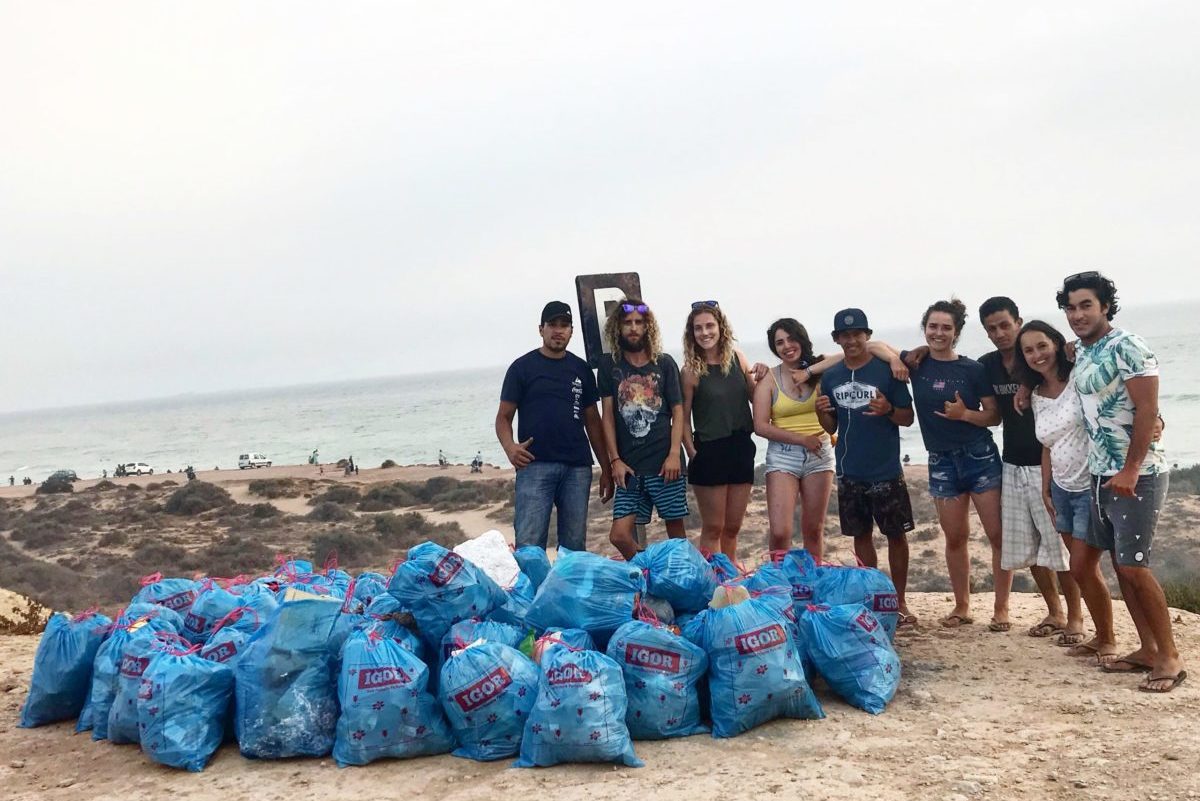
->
xmin=597 ymin=353 xmax=683 ymax=475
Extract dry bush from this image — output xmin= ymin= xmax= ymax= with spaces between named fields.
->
xmin=309 ymin=501 xmax=356 ymax=523
xmin=86 ymin=480 xmax=118 ymax=493
xmin=98 ymin=529 xmax=128 ymax=547
xmin=165 ymin=481 xmax=234 ymax=516
xmin=381 ymin=459 xmax=398 ymax=468
xmin=309 ymin=484 xmax=361 ymax=506
xmin=372 ymin=511 xmax=463 ymax=549
xmin=310 ymin=528 xmax=385 ymax=568
xmin=248 ymin=478 xmax=307 ymax=499
xmin=36 ymin=476 xmax=74 ymax=495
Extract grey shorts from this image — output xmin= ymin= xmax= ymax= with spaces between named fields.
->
xmin=1087 ymin=473 xmax=1168 ymax=568
xmin=765 ymin=438 xmax=835 ymax=480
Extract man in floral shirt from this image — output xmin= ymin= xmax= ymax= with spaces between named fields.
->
xmin=1058 ymin=271 xmax=1184 ymax=693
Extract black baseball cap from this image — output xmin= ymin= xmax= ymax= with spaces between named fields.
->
xmin=540 ymin=301 xmax=573 ymax=325
xmin=832 ymin=308 xmax=871 ymax=334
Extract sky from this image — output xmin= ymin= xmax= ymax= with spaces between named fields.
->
xmin=2 ymin=2 xmax=1198 ymax=413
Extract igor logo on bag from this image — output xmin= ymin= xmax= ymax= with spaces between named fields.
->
xmin=454 ymin=666 xmax=513 ymax=712
xmin=119 ymin=655 xmax=150 ymax=677
xmin=546 ymin=663 xmax=592 ymax=685
xmin=872 ymin=593 xmax=899 ymax=614
xmin=184 ymin=612 xmax=206 ymax=633
xmin=623 ymin=644 xmax=681 ymax=673
xmin=429 ymin=553 xmax=464 ymax=587
xmin=202 ymin=641 xmax=237 ymax=663
xmin=789 ymin=583 xmax=814 ymax=602
xmin=160 ymin=590 xmax=196 ymax=611
xmin=358 ymin=666 xmax=412 ymax=690
xmin=137 ymin=677 xmax=154 ymax=700
xmin=855 ymin=610 xmax=879 ymax=632
xmin=734 ymin=623 xmax=787 ymax=655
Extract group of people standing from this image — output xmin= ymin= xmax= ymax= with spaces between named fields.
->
xmin=495 ymin=271 xmax=1184 ymax=694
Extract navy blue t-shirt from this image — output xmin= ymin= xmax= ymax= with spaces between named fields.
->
xmin=908 ymin=355 xmax=996 ymax=453
xmin=500 ymin=349 xmax=599 ymax=467
xmin=820 ymin=357 xmax=913 ymax=482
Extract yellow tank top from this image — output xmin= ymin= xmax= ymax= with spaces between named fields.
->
xmin=770 ymin=367 xmax=826 ymax=436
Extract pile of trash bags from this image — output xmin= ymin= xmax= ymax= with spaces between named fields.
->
xmin=20 ymin=533 xmax=904 ymax=772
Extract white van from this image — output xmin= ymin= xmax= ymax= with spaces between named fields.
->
xmin=238 ymin=453 xmax=272 ymax=469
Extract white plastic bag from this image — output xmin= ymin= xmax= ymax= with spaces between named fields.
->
xmin=454 ymin=530 xmax=520 ymax=589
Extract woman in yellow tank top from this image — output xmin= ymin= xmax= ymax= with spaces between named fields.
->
xmin=753 ymin=318 xmax=904 ymax=559
xmin=752 ymin=319 xmax=837 ymax=559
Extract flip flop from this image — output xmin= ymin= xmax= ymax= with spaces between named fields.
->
xmin=1100 ymin=659 xmax=1153 ymax=674
xmin=940 ymin=614 xmax=974 ymax=629
xmin=1139 ymin=670 xmax=1188 ymax=693
xmin=1027 ymin=622 xmax=1062 ymax=638
xmin=987 ymin=620 xmax=1012 ymax=633
xmin=898 ymin=613 xmax=918 ymax=629
xmin=1053 ymin=632 xmax=1087 ymax=646
xmin=1066 ymin=642 xmax=1101 ymax=657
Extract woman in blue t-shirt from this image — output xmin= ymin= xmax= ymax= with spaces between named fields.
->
xmin=908 ymin=299 xmax=1010 ymax=631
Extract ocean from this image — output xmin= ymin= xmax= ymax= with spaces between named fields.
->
xmin=2 ymin=303 xmax=1198 ymax=481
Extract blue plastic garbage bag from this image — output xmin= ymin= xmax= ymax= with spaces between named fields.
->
xmin=332 ymin=628 xmax=454 ymax=766
xmin=683 ymin=589 xmax=823 ymax=737
xmin=352 ymin=573 xmax=388 ymax=609
xmin=489 ymin=571 xmax=536 ymax=628
xmin=369 ymin=618 xmax=427 ymax=661
xmin=440 ymin=641 xmax=539 ymax=761
xmin=200 ymin=605 xmax=263 ymax=666
xmin=138 ymin=641 xmax=235 ymax=771
xmin=275 ymin=559 xmax=313 ymax=576
xmin=229 ymin=582 xmax=279 ymax=619
xmin=109 ymin=630 xmax=186 ymax=744
xmin=524 ymin=550 xmax=645 ymax=641
xmin=606 ymin=620 xmax=708 ymax=740
xmin=132 ymin=573 xmax=200 ymax=616
xmin=513 ymin=545 xmax=551 ymax=590
xmin=514 ymin=645 xmax=642 ymax=768
xmin=440 ymin=619 xmax=525 ymax=667
xmin=387 ymin=541 xmax=507 ymax=649
xmin=235 ymin=594 xmax=343 ymax=758
xmin=632 ymin=539 xmax=717 ymax=615
xmin=183 ymin=581 xmax=242 ymax=645
xmin=366 ymin=593 xmax=403 ymax=617
xmin=812 ymin=566 xmax=900 ymax=641
xmin=532 ymin=628 xmax=595 ymax=663
xmin=116 ymin=602 xmax=184 ymax=631
xmin=776 ymin=549 xmax=820 ymax=612
xmin=704 ymin=551 xmax=742 ymax=583
xmin=798 ymin=603 xmax=900 ymax=715
xmin=19 ymin=610 xmax=112 ymax=728
xmin=87 ymin=612 xmax=179 ymax=740
xmin=734 ymin=563 xmax=790 ymax=593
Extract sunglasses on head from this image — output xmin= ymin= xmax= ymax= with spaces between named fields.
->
xmin=691 ymin=300 xmax=719 ymax=310
xmin=1064 ymin=270 xmax=1101 ymax=283
xmin=621 ymin=303 xmax=649 ymax=314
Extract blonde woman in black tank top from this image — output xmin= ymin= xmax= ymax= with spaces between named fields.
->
xmin=681 ymin=302 xmax=766 ymax=561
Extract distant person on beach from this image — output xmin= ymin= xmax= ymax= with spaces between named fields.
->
xmin=599 ymin=298 xmax=686 ymax=560
xmin=904 ymin=299 xmax=1010 ymax=630
xmin=7 ymin=476 xmax=12 ymax=486
xmin=977 ymin=297 xmax=1083 ymax=641
xmin=1056 ymin=272 xmax=1184 ymax=692
xmin=680 ymin=301 xmax=764 ymax=560
xmin=309 ymin=448 xmax=319 ymax=465
xmin=497 ymin=300 xmax=612 ymax=552
xmin=438 ymin=449 xmax=448 ymax=468
xmin=22 ymin=477 xmax=31 ymax=485
xmin=471 ymin=451 xmax=483 ymax=473
xmin=816 ymin=308 xmax=918 ymax=628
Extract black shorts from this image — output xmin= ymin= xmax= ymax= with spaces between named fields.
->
xmin=687 ymin=431 xmax=756 ymax=487
xmin=837 ymin=476 xmax=915 ymax=539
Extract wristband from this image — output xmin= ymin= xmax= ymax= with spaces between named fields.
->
xmin=610 ymin=457 xmax=623 ymax=467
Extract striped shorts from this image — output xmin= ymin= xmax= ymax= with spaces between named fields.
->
xmin=1000 ymin=463 xmax=1069 ymax=572
xmin=612 ymin=474 xmax=689 ymax=525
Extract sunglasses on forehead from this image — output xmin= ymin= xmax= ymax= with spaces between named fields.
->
xmin=1063 ymin=270 xmax=1102 ymax=283
xmin=620 ymin=303 xmax=649 ymax=314
xmin=691 ymin=300 xmax=719 ymax=310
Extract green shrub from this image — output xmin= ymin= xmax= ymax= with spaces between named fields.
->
xmin=87 ymin=480 xmax=118 ymax=493
xmin=310 ymin=528 xmax=384 ymax=568
xmin=309 ymin=485 xmax=361 ymax=506
xmin=381 ymin=459 xmax=398 ymax=469
xmin=192 ymin=534 xmax=274 ymax=578
xmin=98 ymin=529 xmax=128 ymax=547
xmin=1168 ymin=464 xmax=1200 ymax=496
xmin=36 ymin=476 xmax=74 ymax=495
xmin=372 ymin=511 xmax=463 ymax=549
xmin=248 ymin=478 xmax=306 ymax=499
xmin=358 ymin=482 xmax=421 ymax=512
xmin=165 ymin=481 xmax=234 ymax=516
xmin=309 ymin=501 xmax=356 ymax=522
xmin=1162 ymin=580 xmax=1200 ymax=614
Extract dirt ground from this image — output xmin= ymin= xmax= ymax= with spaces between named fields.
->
xmin=1 ymin=592 xmax=1196 ymax=801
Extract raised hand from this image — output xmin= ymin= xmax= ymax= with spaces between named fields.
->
xmin=863 ymin=394 xmax=893 ymax=417
xmin=934 ymin=392 xmax=968 ymax=421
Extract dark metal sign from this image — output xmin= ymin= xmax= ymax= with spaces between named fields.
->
xmin=574 ymin=273 xmax=642 ymax=369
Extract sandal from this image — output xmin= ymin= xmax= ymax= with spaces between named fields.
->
xmin=1100 ymin=658 xmax=1152 ymax=674
xmin=1053 ymin=631 xmax=1087 ymax=646
xmin=1065 ymin=642 xmax=1101 ymax=657
xmin=940 ymin=614 xmax=974 ymax=629
xmin=898 ymin=613 xmax=918 ymax=629
xmin=1027 ymin=621 xmax=1063 ymax=638
xmin=987 ymin=620 xmax=1012 ymax=633
xmin=1139 ymin=670 xmax=1187 ymax=693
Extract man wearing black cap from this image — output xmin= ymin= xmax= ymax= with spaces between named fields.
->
xmin=496 ymin=301 xmax=613 ymax=552
xmin=816 ymin=308 xmax=918 ymax=626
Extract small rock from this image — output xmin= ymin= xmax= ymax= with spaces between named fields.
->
xmin=1074 ymin=780 xmax=1088 ymax=789
xmin=57 ymin=779 xmax=75 ymax=789
xmin=910 ymin=689 xmax=934 ymax=704
xmin=952 ymin=781 xmax=982 ymax=796
xmin=9 ymin=759 xmax=25 ymax=769
xmin=617 ymin=772 xmax=629 ymax=779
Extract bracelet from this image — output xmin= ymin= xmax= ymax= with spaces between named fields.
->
xmin=610 ymin=457 xmax=623 ymax=466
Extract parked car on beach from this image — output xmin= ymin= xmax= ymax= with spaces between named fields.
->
xmin=238 ymin=453 xmax=272 ymax=469
xmin=49 ymin=469 xmax=79 ymax=482
xmin=118 ymin=462 xmax=154 ymax=476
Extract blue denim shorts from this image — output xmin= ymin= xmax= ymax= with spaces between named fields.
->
xmin=514 ymin=461 xmax=593 ymax=551
xmin=927 ymin=438 xmax=1003 ymax=499
xmin=1050 ymin=480 xmax=1091 ymax=541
